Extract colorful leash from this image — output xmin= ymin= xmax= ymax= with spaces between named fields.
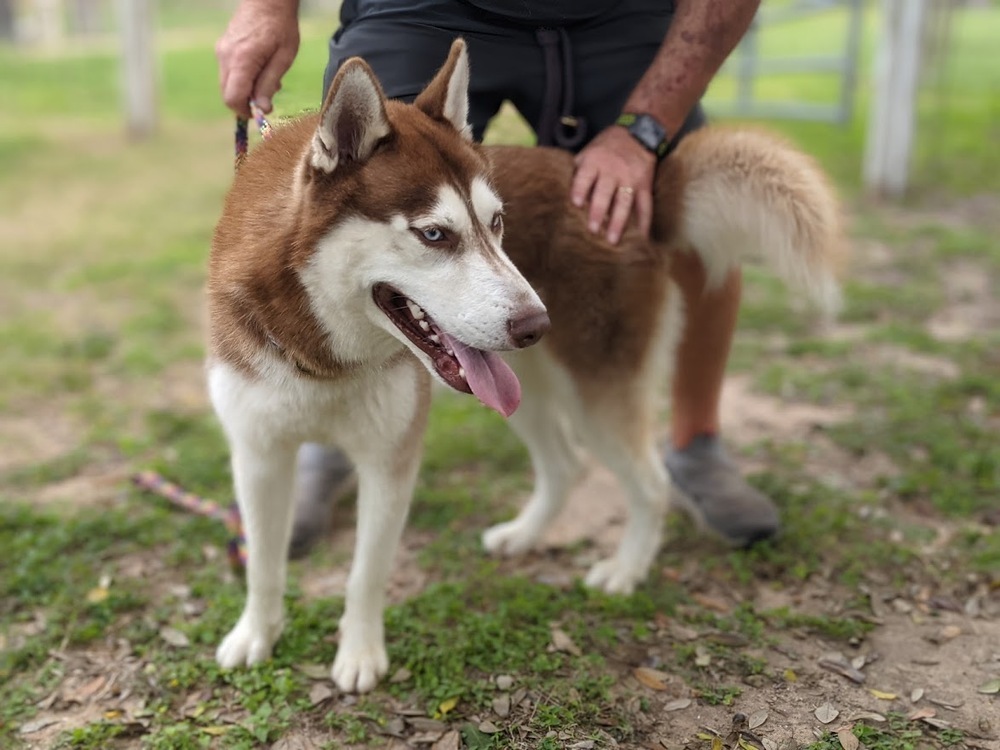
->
xmin=234 ymin=100 xmax=273 ymax=170
xmin=132 ymin=471 xmax=247 ymax=571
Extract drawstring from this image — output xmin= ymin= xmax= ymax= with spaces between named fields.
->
xmin=535 ymin=27 xmax=586 ymax=150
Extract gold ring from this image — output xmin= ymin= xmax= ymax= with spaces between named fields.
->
xmin=618 ymin=186 xmax=635 ymax=197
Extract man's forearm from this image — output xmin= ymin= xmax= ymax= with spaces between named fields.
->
xmin=623 ymin=0 xmax=760 ymax=135
xmin=244 ymin=0 xmax=299 ymax=16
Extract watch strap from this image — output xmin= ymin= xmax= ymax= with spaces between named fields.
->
xmin=616 ymin=112 xmax=670 ymax=159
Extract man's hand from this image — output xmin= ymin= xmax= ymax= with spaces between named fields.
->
xmin=216 ymin=0 xmax=301 ymax=118
xmin=570 ymin=125 xmax=656 ymax=246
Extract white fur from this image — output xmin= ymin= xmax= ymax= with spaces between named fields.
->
xmin=484 ymin=287 xmax=685 ymax=593
xmin=470 ymin=177 xmax=503 ymax=226
xmin=443 ymin=46 xmax=472 ymax=140
xmin=211 ymin=356 xmax=428 ymax=693
xmin=679 ymin=143 xmax=843 ymax=319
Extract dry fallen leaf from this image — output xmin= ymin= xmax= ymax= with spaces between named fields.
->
xmin=436 ymin=696 xmax=459 ymax=718
xmin=738 ymin=736 xmax=766 ymax=750
xmin=431 ymin=730 xmax=461 ymax=750
xmin=867 ymin=688 xmax=897 ymax=701
xmin=818 ymin=654 xmax=866 ymax=684
xmin=815 ymin=703 xmax=839 ymax=724
xmin=389 ymin=667 xmax=411 ymax=683
xmin=86 ymin=587 xmax=110 ymax=604
xmin=664 ymin=698 xmax=692 ymax=712
xmin=920 ymin=717 xmax=953 ymax=730
xmin=851 ymin=711 xmax=886 ymax=723
xmin=296 ymin=663 xmax=331 ymax=680
xmin=160 ymin=627 xmax=190 ymax=648
xmin=748 ymin=710 xmax=768 ymax=730
xmin=784 ymin=668 xmax=798 ymax=683
xmin=836 ymin=727 xmax=859 ymax=750
xmin=695 ymin=646 xmax=712 ymax=667
xmin=907 ymin=707 xmax=936 ymax=721
xmin=633 ymin=666 xmax=669 ymax=691
xmin=492 ymin=694 xmax=511 ymax=718
xmin=550 ymin=626 xmax=582 ymax=656
xmin=408 ymin=718 xmax=447 ymax=732
xmin=309 ymin=683 xmax=333 ymax=707
xmin=692 ymin=593 xmax=731 ymax=613
xmin=978 ymin=678 xmax=1000 ymax=695
xmin=928 ymin=696 xmax=964 ymax=710
xmin=19 ymin=718 xmax=62 ymax=735
xmin=910 ymin=687 xmax=924 ymax=703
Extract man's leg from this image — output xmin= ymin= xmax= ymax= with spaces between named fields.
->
xmin=289 ymin=444 xmax=356 ymax=559
xmin=665 ymin=258 xmax=779 ymax=546
xmin=564 ymin=7 xmax=780 ymax=547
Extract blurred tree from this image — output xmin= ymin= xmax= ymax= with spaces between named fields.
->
xmin=0 ymin=0 xmax=13 ymax=41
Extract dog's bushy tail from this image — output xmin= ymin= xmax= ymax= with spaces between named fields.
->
xmin=664 ymin=127 xmax=847 ymax=319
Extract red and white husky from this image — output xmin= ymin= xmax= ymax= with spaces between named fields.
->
xmin=207 ymin=39 xmax=845 ymax=693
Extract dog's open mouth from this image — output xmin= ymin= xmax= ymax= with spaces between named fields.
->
xmin=373 ymin=283 xmax=522 ymax=417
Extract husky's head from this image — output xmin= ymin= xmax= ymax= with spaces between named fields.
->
xmin=298 ymin=39 xmax=547 ymax=417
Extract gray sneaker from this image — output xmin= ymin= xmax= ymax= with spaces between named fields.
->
xmin=664 ymin=434 xmax=779 ymax=547
xmin=288 ymin=444 xmax=357 ymax=560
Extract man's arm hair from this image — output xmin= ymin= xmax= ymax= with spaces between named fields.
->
xmin=622 ymin=0 xmax=761 ymax=135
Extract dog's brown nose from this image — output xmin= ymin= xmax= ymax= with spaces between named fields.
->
xmin=508 ymin=309 xmax=550 ymax=348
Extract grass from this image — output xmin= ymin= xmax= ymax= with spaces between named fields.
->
xmin=1 ymin=2 xmax=998 ymax=748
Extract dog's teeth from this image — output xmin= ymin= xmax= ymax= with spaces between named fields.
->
xmin=407 ymin=301 xmax=425 ymax=320
xmin=419 ymin=320 xmax=430 ymax=332
xmin=429 ymin=334 xmax=440 ymax=344
xmin=458 ymin=367 xmax=466 ymax=379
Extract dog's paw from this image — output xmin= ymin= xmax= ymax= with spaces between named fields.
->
xmin=482 ymin=519 xmax=540 ymax=557
xmin=584 ymin=557 xmax=645 ymax=595
xmin=216 ymin=615 xmax=283 ymax=668
xmin=331 ymin=640 xmax=389 ymax=694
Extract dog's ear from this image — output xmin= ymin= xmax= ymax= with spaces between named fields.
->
xmin=311 ymin=58 xmax=391 ymax=173
xmin=414 ymin=38 xmax=472 ymax=140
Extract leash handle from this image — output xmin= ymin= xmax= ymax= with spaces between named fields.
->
xmin=234 ymin=100 xmax=273 ymax=170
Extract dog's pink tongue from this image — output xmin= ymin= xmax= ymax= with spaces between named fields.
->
xmin=441 ymin=333 xmax=521 ymax=417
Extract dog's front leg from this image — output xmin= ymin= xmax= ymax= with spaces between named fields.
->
xmin=331 ymin=451 xmax=420 ymax=694
xmin=217 ymin=439 xmax=297 ymax=668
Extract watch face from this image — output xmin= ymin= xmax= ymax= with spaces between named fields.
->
xmin=634 ymin=115 xmax=665 ymax=150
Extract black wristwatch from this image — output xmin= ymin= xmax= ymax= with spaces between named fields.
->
xmin=616 ymin=112 xmax=670 ymax=159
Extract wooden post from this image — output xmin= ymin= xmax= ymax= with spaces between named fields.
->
xmin=119 ymin=0 xmax=157 ymax=138
xmin=36 ymin=0 xmax=64 ymax=45
xmin=863 ymin=0 xmax=928 ymax=198
xmin=0 ymin=0 xmax=16 ymax=41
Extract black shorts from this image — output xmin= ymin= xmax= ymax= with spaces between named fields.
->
xmin=323 ymin=0 xmax=705 ymax=153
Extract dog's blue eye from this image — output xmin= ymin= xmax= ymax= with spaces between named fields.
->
xmin=421 ymin=227 xmax=445 ymax=242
